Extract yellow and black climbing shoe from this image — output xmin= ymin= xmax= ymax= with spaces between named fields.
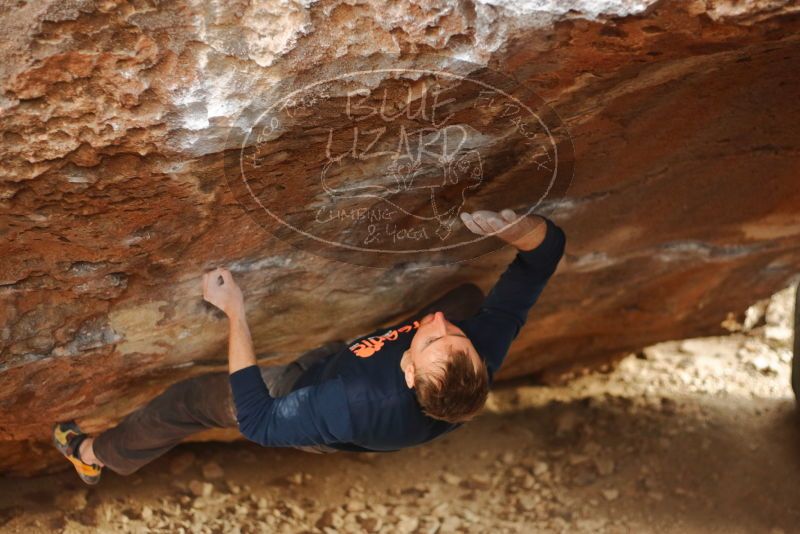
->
xmin=52 ymin=421 xmax=102 ymax=485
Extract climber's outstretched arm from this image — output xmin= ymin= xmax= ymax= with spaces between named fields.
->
xmin=458 ymin=209 xmax=567 ymax=379
xmin=202 ymin=267 xmax=255 ymax=374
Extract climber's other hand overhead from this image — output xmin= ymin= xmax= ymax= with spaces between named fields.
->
xmin=460 ymin=209 xmax=548 ymax=252
xmin=202 ymin=267 xmax=244 ymax=319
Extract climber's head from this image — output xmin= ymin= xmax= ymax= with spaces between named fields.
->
xmin=402 ymin=311 xmax=489 ymax=423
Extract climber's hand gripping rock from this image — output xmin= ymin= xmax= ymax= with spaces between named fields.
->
xmin=460 ymin=209 xmax=548 ymax=252
xmin=202 ymin=267 xmax=244 ymax=319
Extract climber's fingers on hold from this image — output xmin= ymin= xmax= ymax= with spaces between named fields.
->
xmin=472 ymin=210 xmax=506 ymax=234
xmin=459 ymin=212 xmax=484 ymax=235
xmin=202 ymin=267 xmax=230 ymax=299
xmin=486 ymin=214 xmax=507 ymax=233
xmin=462 ymin=209 xmax=518 ymax=236
xmin=463 ymin=211 xmax=489 ymax=234
xmin=462 ymin=209 xmax=530 ymax=243
xmin=500 ymin=209 xmax=518 ymax=223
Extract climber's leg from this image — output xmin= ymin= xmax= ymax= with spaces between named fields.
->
xmin=91 ymin=371 xmax=238 ymax=476
xmin=89 ymin=341 xmax=348 ymax=475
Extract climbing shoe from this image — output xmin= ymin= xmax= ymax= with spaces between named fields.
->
xmin=52 ymin=421 xmax=102 ymax=485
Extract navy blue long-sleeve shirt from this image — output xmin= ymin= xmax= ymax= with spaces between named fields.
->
xmin=229 ymin=216 xmax=566 ymax=451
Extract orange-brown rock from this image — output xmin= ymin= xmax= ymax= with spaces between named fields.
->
xmin=1 ymin=0 xmax=799 ymax=475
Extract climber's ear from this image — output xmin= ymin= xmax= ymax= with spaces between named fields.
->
xmin=403 ymin=352 xmax=415 ymax=389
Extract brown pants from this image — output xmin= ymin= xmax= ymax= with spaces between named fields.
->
xmin=92 ymin=283 xmax=484 ymax=475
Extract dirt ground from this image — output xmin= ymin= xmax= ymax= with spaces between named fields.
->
xmin=1 ymin=285 xmax=798 ymax=534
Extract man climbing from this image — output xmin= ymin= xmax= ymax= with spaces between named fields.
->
xmin=53 ymin=209 xmax=566 ymax=484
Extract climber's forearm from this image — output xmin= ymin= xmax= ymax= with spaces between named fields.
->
xmin=227 ymin=309 xmax=257 ymax=374
xmin=510 ymin=215 xmax=548 ymax=252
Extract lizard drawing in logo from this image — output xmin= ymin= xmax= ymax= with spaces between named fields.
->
xmin=320 ymin=124 xmax=483 ymax=241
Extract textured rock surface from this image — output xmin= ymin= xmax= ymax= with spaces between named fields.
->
xmin=2 ymin=0 xmax=800 ymax=475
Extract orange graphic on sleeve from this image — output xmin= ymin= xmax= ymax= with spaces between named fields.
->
xmin=349 ymin=320 xmax=420 ymax=358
